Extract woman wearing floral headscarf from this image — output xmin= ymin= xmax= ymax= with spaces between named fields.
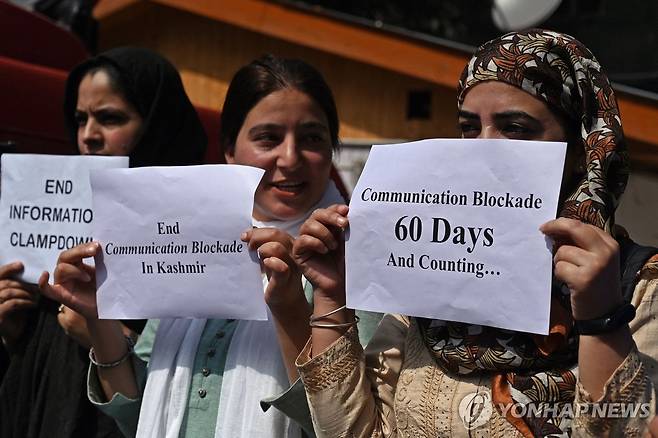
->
xmin=291 ymin=29 xmax=658 ymax=437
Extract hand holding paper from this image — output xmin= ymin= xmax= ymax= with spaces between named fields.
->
xmin=0 ymin=261 xmax=39 ymax=345
xmin=241 ymin=227 xmax=301 ymax=308
xmin=293 ymin=204 xmax=354 ymax=358
xmin=540 ymin=217 xmax=623 ymax=320
xmin=293 ymin=204 xmax=349 ymax=299
xmin=39 ymin=243 xmax=101 ymax=320
xmin=246 ymin=226 xmax=313 ymax=382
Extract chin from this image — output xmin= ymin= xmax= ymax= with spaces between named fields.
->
xmin=255 ymin=203 xmax=311 ymax=222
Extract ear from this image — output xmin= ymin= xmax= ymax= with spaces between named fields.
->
xmin=224 ymin=149 xmax=235 ymax=164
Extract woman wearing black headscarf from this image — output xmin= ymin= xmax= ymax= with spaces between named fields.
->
xmin=0 ymin=47 xmax=206 ymax=438
xmin=63 ymin=47 xmax=206 ymax=167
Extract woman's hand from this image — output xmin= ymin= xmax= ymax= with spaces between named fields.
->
xmin=40 ymin=242 xmax=138 ymax=398
xmin=241 ymin=227 xmax=305 ymax=309
xmin=292 ymin=204 xmax=349 ymax=300
xmin=647 ymin=417 xmax=658 ymax=438
xmin=540 ymin=217 xmax=623 ymax=320
xmin=57 ymin=305 xmax=92 ymax=349
xmin=294 ymin=204 xmax=353 ymax=357
xmin=541 ymin=217 xmax=631 ymax=401
xmin=38 ymin=242 xmax=101 ymax=321
xmin=241 ymin=227 xmax=310 ymax=382
xmin=0 ymin=262 xmax=39 ymax=346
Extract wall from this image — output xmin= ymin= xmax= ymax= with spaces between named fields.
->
xmin=98 ymin=3 xmax=459 ymax=142
xmin=97 ymin=2 xmax=658 ymax=246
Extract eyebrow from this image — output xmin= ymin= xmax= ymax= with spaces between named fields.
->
xmin=458 ymin=110 xmax=541 ymax=124
xmin=458 ymin=110 xmax=479 ymax=119
xmin=75 ymin=106 xmax=127 ymax=114
xmin=247 ymin=121 xmax=329 ymax=135
xmin=298 ymin=121 xmax=329 ymax=131
xmin=247 ymin=123 xmax=282 ymax=136
xmin=492 ymin=111 xmax=541 ymax=123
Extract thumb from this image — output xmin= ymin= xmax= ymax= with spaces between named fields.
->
xmin=263 ymin=256 xmax=290 ymax=281
xmin=266 ymin=270 xmax=288 ymax=294
xmin=263 ymin=257 xmax=293 ymax=296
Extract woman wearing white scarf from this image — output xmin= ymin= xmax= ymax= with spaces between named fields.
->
xmin=137 ymin=181 xmax=344 ymax=438
xmin=41 ymin=54 xmax=349 ymax=437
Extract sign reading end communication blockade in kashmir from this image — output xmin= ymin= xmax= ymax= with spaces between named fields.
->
xmin=346 ymin=139 xmax=566 ymax=335
xmin=91 ymin=164 xmax=266 ymax=320
xmin=0 ymin=154 xmax=129 ymax=283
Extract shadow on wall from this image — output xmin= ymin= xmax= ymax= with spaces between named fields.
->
xmin=616 ymin=171 xmax=658 ymax=247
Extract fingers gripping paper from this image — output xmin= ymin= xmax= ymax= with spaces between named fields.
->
xmin=345 ymin=139 xmax=566 ymax=335
xmin=91 ymin=164 xmax=266 ymax=320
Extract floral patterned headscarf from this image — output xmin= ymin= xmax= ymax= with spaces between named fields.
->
xmin=457 ymin=28 xmax=629 ymax=231
xmin=421 ymin=29 xmax=630 ymax=437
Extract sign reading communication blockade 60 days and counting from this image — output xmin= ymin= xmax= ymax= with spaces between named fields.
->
xmin=345 ymin=139 xmax=567 ymax=335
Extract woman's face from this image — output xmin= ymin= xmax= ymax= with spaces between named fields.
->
xmin=459 ymin=81 xmax=584 ymax=198
xmin=226 ymin=88 xmax=334 ymax=221
xmin=459 ymin=81 xmax=567 ymax=141
xmin=75 ymin=70 xmax=143 ymax=157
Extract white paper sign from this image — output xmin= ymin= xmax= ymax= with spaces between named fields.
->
xmin=0 ymin=154 xmax=129 ymax=283
xmin=346 ymin=139 xmax=566 ymax=335
xmin=92 ymin=164 xmax=266 ymax=320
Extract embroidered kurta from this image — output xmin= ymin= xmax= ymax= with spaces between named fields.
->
xmin=297 ymin=264 xmax=658 ymax=437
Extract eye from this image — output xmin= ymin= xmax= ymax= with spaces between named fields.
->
xmin=458 ymin=121 xmax=480 ymax=138
xmin=253 ymin=132 xmax=282 ymax=148
xmin=97 ymin=111 xmax=129 ymax=126
xmin=301 ymin=132 xmax=329 ymax=147
xmin=74 ymin=111 xmax=88 ymax=126
xmin=503 ymin=123 xmax=528 ymax=133
xmin=501 ymin=123 xmax=535 ymax=139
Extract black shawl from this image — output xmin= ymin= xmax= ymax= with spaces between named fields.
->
xmin=1 ymin=47 xmax=208 ymax=438
xmin=0 ymin=298 xmax=120 ymax=438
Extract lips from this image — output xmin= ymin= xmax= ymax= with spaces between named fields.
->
xmin=269 ymin=180 xmax=306 ymax=196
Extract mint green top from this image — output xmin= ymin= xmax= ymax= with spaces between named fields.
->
xmin=88 ymin=318 xmax=238 ymax=437
xmin=87 ymin=284 xmax=382 ymax=438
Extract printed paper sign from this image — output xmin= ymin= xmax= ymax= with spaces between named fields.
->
xmin=92 ymin=164 xmax=266 ymax=320
xmin=0 ymin=154 xmax=129 ymax=283
xmin=345 ymin=139 xmax=566 ymax=335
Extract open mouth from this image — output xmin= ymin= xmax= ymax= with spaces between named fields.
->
xmin=270 ymin=180 xmax=307 ymax=195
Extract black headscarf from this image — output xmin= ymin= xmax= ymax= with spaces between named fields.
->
xmin=64 ymin=47 xmax=207 ymax=167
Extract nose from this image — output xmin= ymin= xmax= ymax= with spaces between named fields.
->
xmin=79 ymin=119 xmax=103 ymax=153
xmin=276 ymin=135 xmax=302 ymax=170
xmin=477 ymin=125 xmax=505 ymax=139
